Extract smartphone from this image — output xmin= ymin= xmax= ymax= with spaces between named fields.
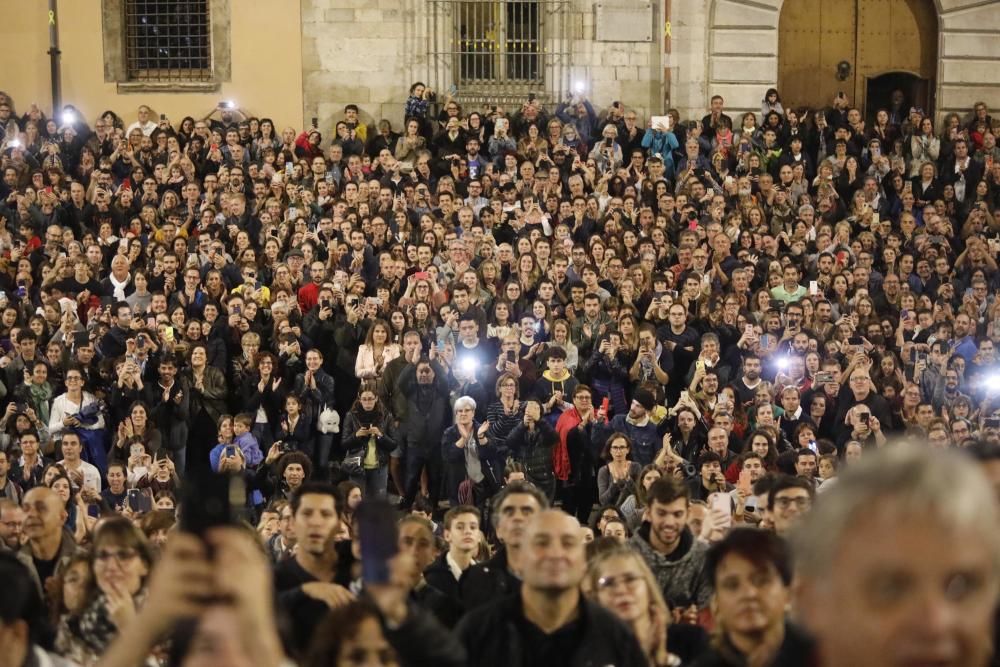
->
xmin=815 ymin=371 xmax=833 ymax=384
xmin=807 ymin=439 xmax=818 ymax=454
xmin=137 ymin=335 xmax=146 ymax=350
xmin=809 ymin=281 xmax=818 ymax=296
xmin=224 ymin=445 xmax=237 ymax=458
xmin=101 ymin=296 xmax=114 ymax=309
xmin=900 ymin=309 xmax=910 ymax=320
xmin=414 ymin=271 xmax=429 ymax=281
xmin=16 ymin=281 xmax=26 ymax=299
xmin=160 ymin=113 xmax=166 ymax=121
xmin=357 ymin=499 xmax=399 ymax=585
xmin=737 ymin=469 xmax=752 ymax=496
xmin=130 ymin=443 xmax=145 ymax=457
xmin=285 ymin=161 xmax=293 ymax=176
xmin=986 ymin=418 xmax=1000 ymax=429
xmin=709 ymin=492 xmax=733 ymax=530
xmin=163 ymin=326 xmax=175 ymax=343
xmin=506 ymin=350 xmax=516 ymax=363
xmin=768 ymin=299 xmax=783 ymax=311
xmin=311 ymin=116 xmax=318 ymax=128
xmin=600 ymin=397 xmax=610 ymax=419
xmin=744 ymin=324 xmax=754 ymax=336
xmin=178 ymin=470 xmax=245 ymax=537
xmin=848 ymin=336 xmax=863 ymax=346
xmin=527 ymin=92 xmax=536 ymax=103
xmin=73 ymin=331 xmax=89 ymax=348
xmin=127 ymin=488 xmax=153 ymax=514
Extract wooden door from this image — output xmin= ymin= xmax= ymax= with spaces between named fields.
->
xmin=778 ymin=0 xmax=936 ymax=111
xmin=778 ymin=0 xmax=858 ymax=110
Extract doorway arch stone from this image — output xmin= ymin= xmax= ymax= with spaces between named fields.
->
xmin=676 ymin=0 xmax=1000 ymax=122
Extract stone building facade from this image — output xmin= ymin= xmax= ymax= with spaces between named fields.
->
xmin=301 ymin=0 xmax=1000 ymax=131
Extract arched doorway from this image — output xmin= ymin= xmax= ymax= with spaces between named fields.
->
xmin=777 ymin=0 xmax=937 ymax=114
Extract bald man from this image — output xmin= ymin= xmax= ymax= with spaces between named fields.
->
xmin=457 ymin=509 xmax=646 ymax=667
xmin=17 ymin=487 xmax=77 ymax=596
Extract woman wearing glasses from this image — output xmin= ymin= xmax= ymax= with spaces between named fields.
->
xmin=587 ymin=545 xmax=701 ymax=666
xmin=58 ymin=517 xmax=154 ymax=665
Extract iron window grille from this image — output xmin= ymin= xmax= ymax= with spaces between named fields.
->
xmin=426 ymin=0 xmax=571 ymax=103
xmin=124 ymin=0 xmax=212 ymax=82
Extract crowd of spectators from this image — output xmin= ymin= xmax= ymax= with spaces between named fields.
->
xmin=0 ymin=81 xmax=999 ymax=667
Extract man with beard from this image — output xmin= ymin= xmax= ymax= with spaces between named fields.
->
xmin=594 ymin=388 xmax=660 ymax=466
xmin=273 ymin=482 xmax=352 ymax=655
xmin=733 ymin=354 xmax=764 ymax=405
xmin=629 ymin=476 xmax=711 ymax=609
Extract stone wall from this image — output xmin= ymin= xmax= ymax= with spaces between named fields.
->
xmin=301 ymin=0 xmax=1000 ymax=130
xmin=300 ymin=0 xmax=665 ymax=132
xmin=300 ymin=0 xmax=417 ymax=135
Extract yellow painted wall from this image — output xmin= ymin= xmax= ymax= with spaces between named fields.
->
xmin=0 ymin=0 xmax=304 ymax=130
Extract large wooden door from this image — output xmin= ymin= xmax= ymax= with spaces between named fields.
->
xmin=778 ymin=0 xmax=936 ymax=111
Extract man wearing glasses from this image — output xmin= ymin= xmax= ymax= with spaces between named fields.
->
xmin=766 ymin=475 xmax=814 ymax=537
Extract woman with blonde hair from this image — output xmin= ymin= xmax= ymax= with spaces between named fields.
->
xmin=586 ymin=546 xmax=686 ymax=666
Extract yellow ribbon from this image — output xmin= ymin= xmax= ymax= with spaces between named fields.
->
xmin=48 ymin=10 xmax=55 ymax=25
xmin=665 ymin=21 xmax=671 ymax=37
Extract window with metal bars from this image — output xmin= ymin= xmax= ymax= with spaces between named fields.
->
xmin=456 ymin=0 xmax=540 ymax=85
xmin=427 ymin=0 xmax=570 ymax=102
xmin=124 ymin=0 xmax=212 ymax=82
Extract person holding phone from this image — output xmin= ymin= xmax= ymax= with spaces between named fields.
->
xmin=340 ymin=386 xmax=396 ymax=499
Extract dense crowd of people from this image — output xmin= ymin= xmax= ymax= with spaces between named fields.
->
xmin=0 ymin=81 xmax=999 ymax=667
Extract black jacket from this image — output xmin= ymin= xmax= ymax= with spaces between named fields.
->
xmin=456 ymin=591 xmax=648 ymax=667
xmin=689 ymin=621 xmax=815 ymax=667
xmin=459 ymin=546 xmax=519 ymax=612
xmin=424 ymin=552 xmax=462 ymax=602
xmin=396 ymin=361 xmax=451 ymax=453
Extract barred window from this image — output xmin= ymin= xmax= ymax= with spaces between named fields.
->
xmin=427 ymin=0 xmax=570 ymax=101
xmin=124 ymin=0 xmax=212 ymax=82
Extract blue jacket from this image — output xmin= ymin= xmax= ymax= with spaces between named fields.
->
xmin=641 ymin=128 xmax=680 ymax=177
xmin=594 ymin=414 xmax=661 ymax=466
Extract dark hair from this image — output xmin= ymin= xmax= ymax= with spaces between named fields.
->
xmin=965 ymin=440 xmax=1000 ymax=462
xmin=646 ymin=476 xmax=690 ymax=507
xmin=0 ymin=552 xmax=52 ymax=646
xmin=304 ymin=600 xmax=393 ymax=667
xmin=705 ymin=527 xmax=793 ymax=587
xmin=91 ymin=516 xmax=155 ymax=571
xmin=766 ymin=474 xmax=816 ymax=511
xmin=289 ymin=481 xmax=337 ymax=515
xmin=490 ymin=480 xmax=549 ymax=528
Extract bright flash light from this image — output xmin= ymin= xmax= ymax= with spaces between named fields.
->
xmin=572 ymin=80 xmax=586 ymax=94
xmin=61 ymin=111 xmax=75 ymax=125
xmin=461 ymin=357 xmax=477 ymax=374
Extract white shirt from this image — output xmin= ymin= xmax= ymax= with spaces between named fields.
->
xmin=446 ymin=551 xmax=475 ymax=582
xmin=59 ymin=458 xmax=102 ymax=492
xmin=126 ymin=120 xmax=158 ymax=137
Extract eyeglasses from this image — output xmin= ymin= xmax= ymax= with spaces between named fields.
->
xmin=95 ymin=548 xmax=139 ymax=562
xmin=610 ymin=445 xmax=629 ymax=451
xmin=597 ymin=572 xmax=643 ymax=591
